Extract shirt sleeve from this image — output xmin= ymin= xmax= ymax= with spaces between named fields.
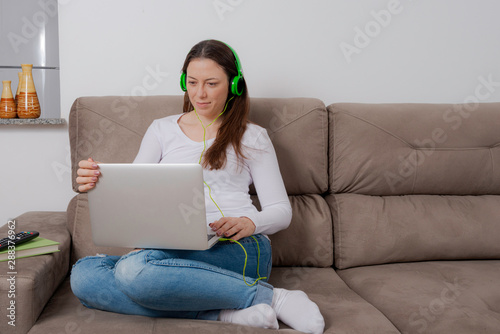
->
xmin=243 ymin=129 xmax=292 ymax=235
xmin=133 ymin=121 xmax=163 ymax=163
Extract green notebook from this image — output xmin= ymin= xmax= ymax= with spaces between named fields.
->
xmin=0 ymin=237 xmax=60 ymax=262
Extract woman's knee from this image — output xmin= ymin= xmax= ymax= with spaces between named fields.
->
xmin=70 ymin=255 xmax=117 ymax=300
xmin=114 ymin=250 xmax=150 ymax=290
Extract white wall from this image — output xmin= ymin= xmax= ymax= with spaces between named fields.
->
xmin=2 ymin=0 xmax=500 ymax=227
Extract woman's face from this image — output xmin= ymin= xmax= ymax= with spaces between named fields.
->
xmin=186 ymin=58 xmax=230 ymax=119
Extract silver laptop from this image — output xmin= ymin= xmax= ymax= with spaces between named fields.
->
xmin=87 ymin=163 xmax=220 ymax=250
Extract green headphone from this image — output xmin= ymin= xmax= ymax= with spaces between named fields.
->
xmin=180 ymin=42 xmax=244 ymax=96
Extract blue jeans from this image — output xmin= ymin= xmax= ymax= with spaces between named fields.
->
xmin=70 ymin=235 xmax=273 ymax=320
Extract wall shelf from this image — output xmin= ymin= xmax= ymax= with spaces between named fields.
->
xmin=0 ymin=118 xmax=66 ymax=125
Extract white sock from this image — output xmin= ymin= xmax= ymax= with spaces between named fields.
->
xmin=271 ymin=288 xmax=325 ymax=334
xmin=218 ymin=304 xmax=279 ymax=329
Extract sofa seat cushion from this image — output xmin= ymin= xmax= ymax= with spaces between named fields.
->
xmin=268 ymin=267 xmax=400 ymax=333
xmin=29 ymin=279 xmax=275 ymax=334
xmin=30 ymin=268 xmax=400 ymax=334
xmin=337 ymin=260 xmax=500 ymax=334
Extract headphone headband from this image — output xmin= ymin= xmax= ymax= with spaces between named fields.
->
xmin=180 ymin=41 xmax=244 ymax=96
xmin=225 ymin=43 xmax=244 ymax=79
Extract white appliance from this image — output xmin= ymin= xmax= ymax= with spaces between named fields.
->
xmin=0 ymin=0 xmax=60 ymax=118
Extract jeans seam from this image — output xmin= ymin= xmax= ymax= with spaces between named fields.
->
xmin=73 ymin=255 xmax=114 ymax=270
xmin=222 ymin=234 xmax=266 ymax=245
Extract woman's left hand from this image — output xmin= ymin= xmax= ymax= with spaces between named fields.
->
xmin=209 ymin=217 xmax=256 ymax=241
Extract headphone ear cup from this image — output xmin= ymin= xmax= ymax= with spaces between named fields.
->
xmin=180 ymin=72 xmax=187 ymax=92
xmin=230 ymin=75 xmax=243 ymax=96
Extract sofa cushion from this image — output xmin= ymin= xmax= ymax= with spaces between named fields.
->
xmin=67 ymin=194 xmax=133 ymax=265
xmin=328 ymin=102 xmax=500 ymax=196
xmin=69 ymin=96 xmax=185 ymax=193
xmin=248 ymin=97 xmax=329 ymax=195
xmin=29 ymin=268 xmax=400 ymax=334
xmin=337 ymin=260 xmax=500 ymax=334
xmin=0 ymin=211 xmax=70 ymax=334
xmin=327 ymin=193 xmax=500 ymax=269
xmin=68 ymin=193 xmax=334 ymax=267
xmin=68 ymin=96 xmax=332 ymax=267
xmin=70 ymin=96 xmax=329 ymax=196
xmin=269 ymin=267 xmax=400 ymax=333
xmin=253 ymin=194 xmax=333 ymax=268
xmin=29 ymin=279 xmax=276 ymax=334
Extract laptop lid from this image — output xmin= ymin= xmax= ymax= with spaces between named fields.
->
xmin=87 ymin=163 xmax=219 ymax=250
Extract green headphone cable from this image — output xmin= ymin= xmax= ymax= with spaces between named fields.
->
xmin=194 ymin=96 xmax=234 ymax=218
xmin=219 ymin=236 xmax=267 ymax=287
xmin=193 ymin=96 xmax=267 ymax=286
xmin=194 ymin=96 xmax=234 ymax=166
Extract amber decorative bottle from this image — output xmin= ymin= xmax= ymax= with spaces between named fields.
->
xmin=17 ymin=64 xmax=41 ymax=119
xmin=0 ymin=80 xmax=17 ymax=118
xmin=15 ymin=72 xmax=21 ymax=106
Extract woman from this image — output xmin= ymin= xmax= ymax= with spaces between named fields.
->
xmin=71 ymin=39 xmax=324 ymax=334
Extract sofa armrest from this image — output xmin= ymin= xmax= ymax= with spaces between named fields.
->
xmin=0 ymin=211 xmax=70 ymax=334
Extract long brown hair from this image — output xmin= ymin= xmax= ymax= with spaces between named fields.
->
xmin=181 ymin=40 xmax=250 ymax=170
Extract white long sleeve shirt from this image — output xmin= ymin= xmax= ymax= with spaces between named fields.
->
xmin=133 ymin=114 xmax=292 ymax=235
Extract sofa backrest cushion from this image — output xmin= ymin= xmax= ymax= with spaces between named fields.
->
xmin=328 ymin=193 xmax=500 ymax=269
xmin=68 ymin=96 xmax=332 ymax=267
xmin=70 ymin=96 xmax=329 ymax=195
xmin=69 ymin=95 xmax=185 ymax=192
xmin=329 ymin=103 xmax=500 ymax=196
xmin=67 ymin=193 xmax=334 ymax=267
xmin=328 ymin=102 xmax=500 ymax=269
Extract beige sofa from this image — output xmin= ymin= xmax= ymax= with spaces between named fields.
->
xmin=1 ymin=96 xmax=499 ymax=334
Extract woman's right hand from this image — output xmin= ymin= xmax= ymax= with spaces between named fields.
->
xmin=76 ymin=157 xmax=101 ymax=192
